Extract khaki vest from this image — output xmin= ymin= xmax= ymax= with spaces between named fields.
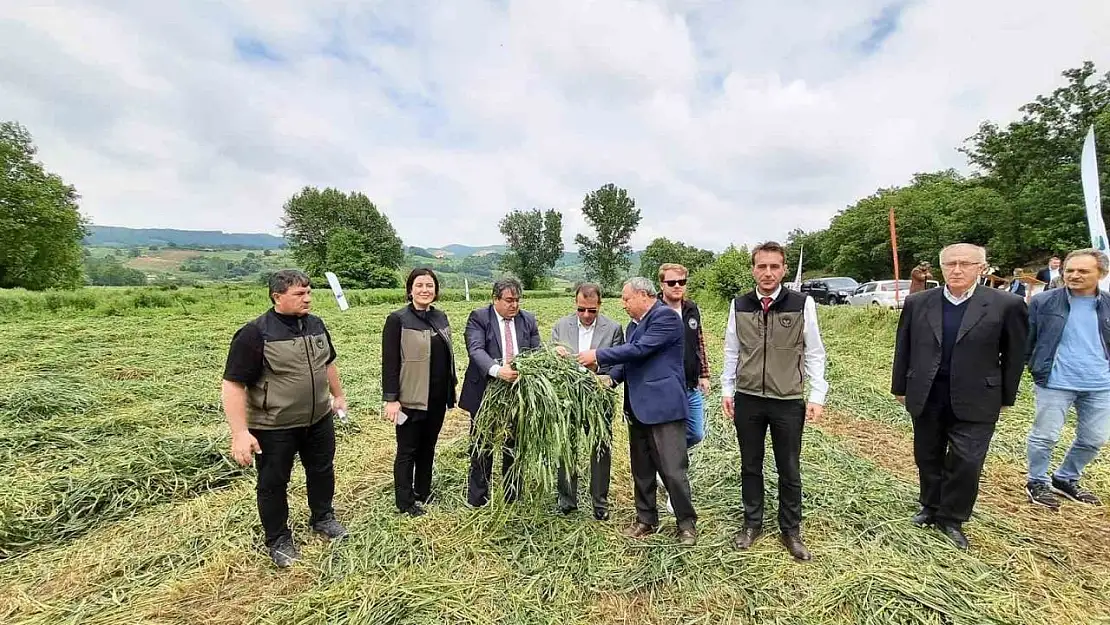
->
xmin=732 ymin=290 xmax=806 ymax=400
xmin=245 ymin=312 xmax=333 ymax=429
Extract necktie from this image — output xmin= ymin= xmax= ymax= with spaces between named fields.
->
xmin=503 ymin=318 xmax=515 ymax=363
xmin=761 ymin=297 xmax=773 ymax=314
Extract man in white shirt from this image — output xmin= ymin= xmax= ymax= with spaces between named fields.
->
xmin=551 ymin=283 xmax=625 ymax=519
xmin=721 ymin=241 xmax=828 ymax=561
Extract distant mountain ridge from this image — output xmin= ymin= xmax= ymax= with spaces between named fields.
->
xmin=85 ymin=226 xmax=286 ymax=249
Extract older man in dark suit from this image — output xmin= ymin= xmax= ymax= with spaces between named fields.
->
xmin=551 ymin=282 xmax=625 ymax=520
xmin=460 ymin=277 xmax=542 ymax=507
xmin=578 ymin=277 xmax=696 ymax=545
xmin=892 ymin=243 xmax=1028 ymax=550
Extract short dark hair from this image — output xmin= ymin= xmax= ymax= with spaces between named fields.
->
xmin=751 ymin=241 xmax=786 ymax=265
xmin=574 ymin=282 xmax=602 ymax=301
xmin=492 ymin=277 xmax=523 ymax=300
xmin=405 ymin=268 xmax=440 ymax=302
xmin=269 ymin=269 xmax=311 ymax=303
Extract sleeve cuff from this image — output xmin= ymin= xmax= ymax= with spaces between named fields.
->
xmin=382 ymin=392 xmax=399 ymax=402
xmin=808 ymin=389 xmax=827 ymax=405
xmin=488 ymin=364 xmax=501 ymax=378
xmin=721 ymin=385 xmax=734 ymax=398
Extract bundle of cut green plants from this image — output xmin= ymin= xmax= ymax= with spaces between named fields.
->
xmin=474 ymin=346 xmax=619 ymax=492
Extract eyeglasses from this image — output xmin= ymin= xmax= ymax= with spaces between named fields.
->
xmin=499 ymin=297 xmax=521 ymax=305
xmin=576 ymin=307 xmax=598 ymax=314
xmin=941 ymin=261 xmax=982 ymax=270
xmin=663 ymin=279 xmax=688 ymax=287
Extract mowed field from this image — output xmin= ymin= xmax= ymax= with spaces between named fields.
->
xmin=1 ymin=287 xmax=1109 ymax=624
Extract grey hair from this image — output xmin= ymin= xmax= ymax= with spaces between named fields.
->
xmin=492 ymin=277 xmax=523 ymax=300
xmin=939 ymin=243 xmax=987 ymax=265
xmin=624 ymin=276 xmax=657 ymax=297
xmin=268 ymin=269 xmax=311 ymax=303
xmin=1064 ymin=248 xmax=1110 ymax=275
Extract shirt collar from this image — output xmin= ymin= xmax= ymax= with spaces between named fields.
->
xmin=756 ymin=286 xmax=782 ymax=301
xmin=495 ymin=309 xmax=514 ymax=324
xmin=944 ymin=283 xmax=976 ymax=305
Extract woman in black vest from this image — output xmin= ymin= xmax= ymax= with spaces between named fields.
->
xmin=381 ymin=268 xmax=457 ymax=516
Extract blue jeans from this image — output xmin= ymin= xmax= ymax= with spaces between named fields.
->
xmin=686 ymin=389 xmax=706 ymax=448
xmin=1027 ymin=385 xmax=1110 ymax=485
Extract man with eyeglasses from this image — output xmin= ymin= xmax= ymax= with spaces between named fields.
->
xmin=551 ymin=283 xmax=625 ymax=520
xmin=892 ymin=243 xmax=1028 ymax=550
xmin=460 ymin=277 xmax=542 ymax=507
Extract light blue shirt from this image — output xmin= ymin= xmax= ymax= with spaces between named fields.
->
xmin=1047 ymin=294 xmax=1110 ymax=391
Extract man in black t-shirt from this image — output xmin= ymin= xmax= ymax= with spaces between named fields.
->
xmin=222 ymin=269 xmax=349 ymax=568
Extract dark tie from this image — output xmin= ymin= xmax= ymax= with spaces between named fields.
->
xmin=761 ymin=297 xmax=773 ymax=314
xmin=503 ymin=318 xmax=515 ymax=363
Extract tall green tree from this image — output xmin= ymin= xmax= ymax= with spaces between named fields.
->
xmin=280 ymin=187 xmax=404 ymax=282
xmin=0 ymin=121 xmax=87 ymax=290
xmin=638 ymin=237 xmax=715 ymax=279
xmin=498 ymin=208 xmax=564 ymax=290
xmin=576 ymin=183 xmax=642 ymax=292
xmin=325 ymin=227 xmax=400 ymax=288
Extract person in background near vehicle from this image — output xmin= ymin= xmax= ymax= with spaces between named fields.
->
xmin=891 ymin=243 xmax=1028 ymax=551
xmin=1008 ymin=269 xmax=1027 ymax=298
xmin=381 ymin=268 xmax=457 ymax=517
xmin=722 ymin=241 xmax=827 ymax=561
xmin=1036 ymin=256 xmax=1063 ymax=289
xmin=578 ymin=277 xmax=698 ymax=545
xmin=1024 ymin=249 xmax=1110 ymax=509
xmin=460 ymin=277 xmax=541 ymax=507
xmin=910 ymin=261 xmax=933 ymax=294
xmin=221 ymin=269 xmax=348 ymax=568
xmin=656 ymin=263 xmax=711 ymax=513
xmin=551 ymin=282 xmax=625 ymax=520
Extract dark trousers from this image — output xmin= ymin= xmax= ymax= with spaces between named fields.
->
xmin=556 ymin=417 xmax=612 ymax=514
xmin=734 ymin=393 xmax=805 ymax=532
xmin=628 ymin=417 xmax=696 ymax=530
xmin=912 ymin=378 xmax=996 ymax=525
xmin=394 ymin=402 xmax=447 ymax=511
xmin=251 ymin=414 xmax=336 ymax=547
xmin=468 ymin=415 xmax=521 ymax=506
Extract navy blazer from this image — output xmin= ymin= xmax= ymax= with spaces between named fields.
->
xmin=598 ymin=301 xmax=686 ymax=425
xmin=458 ymin=304 xmax=541 ymax=416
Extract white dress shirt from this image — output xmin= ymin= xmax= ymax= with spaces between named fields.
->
xmin=943 ymin=283 xmax=976 ymax=306
xmin=487 ymin=311 xmax=518 ymax=378
xmin=577 ymin=320 xmax=596 ymax=353
xmin=720 ymin=286 xmax=829 ymax=405
xmin=1049 ymin=268 xmax=1061 ymax=284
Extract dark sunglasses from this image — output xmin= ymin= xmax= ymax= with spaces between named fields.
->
xmin=663 ymin=279 xmax=688 ymax=287
xmin=576 ymin=307 xmax=598 ymax=313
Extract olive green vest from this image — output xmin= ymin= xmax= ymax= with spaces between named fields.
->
xmin=245 ymin=311 xmax=333 ymax=429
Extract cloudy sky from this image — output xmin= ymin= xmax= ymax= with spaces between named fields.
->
xmin=2 ymin=1 xmax=1108 ymax=250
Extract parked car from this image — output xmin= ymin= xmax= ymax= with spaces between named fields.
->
xmin=848 ymin=280 xmax=915 ymax=309
xmin=799 ymin=276 xmax=860 ymax=305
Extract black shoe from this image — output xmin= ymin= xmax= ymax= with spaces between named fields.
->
xmin=780 ymin=532 xmax=811 ymax=561
xmin=312 ymin=515 xmax=349 ymax=540
xmin=1026 ymin=481 xmax=1061 ymax=510
xmin=937 ymin=522 xmax=969 ymax=551
xmin=1051 ymin=477 xmax=1102 ymax=505
xmin=400 ymin=504 xmax=426 ymax=517
xmin=732 ymin=526 xmax=762 ymax=550
xmin=593 ymin=509 xmax=610 ymax=521
xmin=268 ymin=535 xmax=300 ymax=568
xmin=911 ymin=508 xmax=935 ymax=527
xmin=677 ymin=527 xmax=697 ymax=546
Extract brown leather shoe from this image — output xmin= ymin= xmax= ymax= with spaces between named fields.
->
xmin=732 ymin=526 xmax=762 ymax=550
xmin=780 ymin=532 xmax=811 ymax=561
xmin=622 ymin=522 xmax=658 ymax=538
xmin=677 ymin=527 xmax=697 ymax=546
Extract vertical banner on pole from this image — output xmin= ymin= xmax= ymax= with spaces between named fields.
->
xmin=889 ymin=206 xmax=902 ymax=305
xmin=324 ymin=272 xmax=350 ymax=311
xmin=1081 ymin=126 xmax=1110 ymax=292
xmin=791 ymin=244 xmax=804 ymax=291
xmin=464 ymin=277 xmax=471 ymax=301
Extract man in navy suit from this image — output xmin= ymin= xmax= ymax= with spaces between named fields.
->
xmin=460 ymin=277 xmax=542 ymax=507
xmin=579 ymin=277 xmax=697 ymax=545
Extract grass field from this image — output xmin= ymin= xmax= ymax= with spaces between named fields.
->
xmin=1 ymin=287 xmax=1109 ymax=624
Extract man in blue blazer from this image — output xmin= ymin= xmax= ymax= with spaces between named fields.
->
xmin=460 ymin=277 xmax=542 ymax=507
xmin=578 ymin=277 xmax=697 ymax=545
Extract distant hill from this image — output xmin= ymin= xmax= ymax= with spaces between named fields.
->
xmin=85 ymin=226 xmax=286 ymax=249
xmin=431 ymin=244 xmax=508 ymax=258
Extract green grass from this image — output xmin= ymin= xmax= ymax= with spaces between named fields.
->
xmin=0 ymin=290 xmax=1108 ymax=623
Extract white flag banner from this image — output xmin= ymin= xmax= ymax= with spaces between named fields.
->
xmin=464 ymin=277 xmax=471 ymax=301
xmin=791 ymin=244 xmax=804 ymax=290
xmin=1081 ymin=126 xmax=1110 ymax=291
xmin=324 ymin=271 xmax=350 ymax=311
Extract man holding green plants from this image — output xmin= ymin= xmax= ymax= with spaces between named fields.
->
xmin=221 ymin=269 xmax=349 ymax=568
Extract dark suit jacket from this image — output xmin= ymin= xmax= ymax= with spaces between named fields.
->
xmin=1008 ymin=281 xmax=1027 ymax=297
xmin=1035 ymin=267 xmax=1052 ymax=284
xmin=891 ymin=287 xmax=1028 ymax=423
xmin=598 ymin=301 xmax=686 ymax=425
xmin=458 ymin=305 xmax=541 ymax=416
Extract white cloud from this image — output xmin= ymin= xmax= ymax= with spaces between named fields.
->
xmin=1 ymin=0 xmax=1108 ymax=250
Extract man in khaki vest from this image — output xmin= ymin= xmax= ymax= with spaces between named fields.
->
xmin=222 ymin=270 xmax=349 ymax=568
xmin=721 ymin=242 xmax=828 ymax=561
